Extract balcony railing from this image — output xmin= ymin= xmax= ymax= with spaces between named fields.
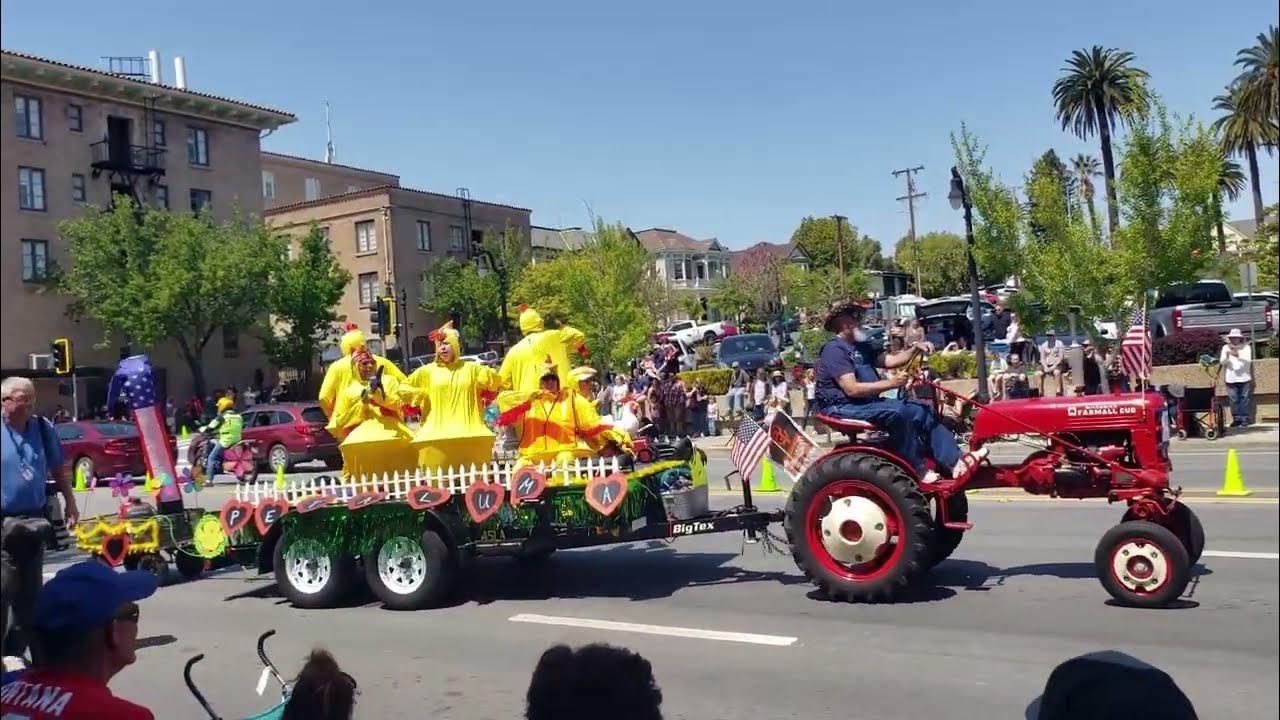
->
xmin=90 ymin=140 xmax=166 ymax=175
xmin=669 ymin=278 xmax=721 ymax=289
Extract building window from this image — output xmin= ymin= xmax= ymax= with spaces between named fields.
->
xmin=304 ymin=177 xmax=320 ymax=201
xmin=67 ymin=103 xmax=83 ymax=132
xmin=671 ymin=258 xmax=686 ymax=281
xmin=417 ymin=221 xmax=432 ymax=251
xmin=221 ymin=326 xmax=239 ymax=358
xmin=18 ymin=167 xmax=46 ymax=211
xmin=71 ymin=173 xmax=86 ymax=202
xmin=449 ymin=226 xmax=464 ymax=250
xmin=355 ymin=220 xmax=377 ymax=253
xmin=262 ymin=171 xmax=276 ymax=200
xmin=21 ymin=240 xmax=48 ymax=282
xmin=357 ymin=272 xmax=378 ymax=307
xmin=318 ymin=226 xmax=330 ymax=244
xmin=155 ymin=185 xmax=169 ymax=209
xmin=190 ymin=188 xmax=212 ymax=213
xmin=15 ymin=95 xmax=42 ymax=140
xmin=153 ymin=120 xmax=166 ymax=147
xmin=186 ymin=127 xmax=209 ymax=165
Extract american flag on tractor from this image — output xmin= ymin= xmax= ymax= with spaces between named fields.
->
xmin=1120 ymin=301 xmax=1151 ymax=381
xmin=731 ymin=416 xmax=770 ymax=484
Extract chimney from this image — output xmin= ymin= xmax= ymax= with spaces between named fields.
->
xmin=173 ymin=56 xmax=187 ymax=89
xmin=147 ymin=50 xmax=162 ymax=84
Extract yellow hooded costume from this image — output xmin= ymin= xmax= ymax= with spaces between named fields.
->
xmin=496 ymin=357 xmax=632 ymax=469
xmin=405 ymin=321 xmax=506 ymax=471
xmin=329 ymin=347 xmax=420 ymax=479
xmin=498 ymin=305 xmax=587 ymax=393
xmin=318 ymin=324 xmax=406 ymax=436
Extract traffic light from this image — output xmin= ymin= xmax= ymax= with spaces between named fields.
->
xmin=51 ymin=338 xmax=73 ymax=375
xmin=369 ymin=298 xmax=387 ymax=337
xmin=383 ymin=297 xmax=397 ymax=338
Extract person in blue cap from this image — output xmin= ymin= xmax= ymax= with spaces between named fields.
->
xmin=0 ymin=561 xmax=157 ymax=719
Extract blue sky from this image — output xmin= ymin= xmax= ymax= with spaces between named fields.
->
xmin=4 ymin=0 xmax=1276 ymax=250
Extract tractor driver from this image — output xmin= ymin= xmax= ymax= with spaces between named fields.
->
xmin=814 ymin=300 xmax=988 ymax=484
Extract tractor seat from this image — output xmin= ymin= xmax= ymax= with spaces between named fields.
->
xmin=815 ymin=415 xmax=878 ymax=434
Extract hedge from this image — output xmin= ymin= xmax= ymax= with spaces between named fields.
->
xmin=678 ymin=368 xmax=733 ymax=394
xmin=928 ymin=352 xmax=977 ymax=380
xmin=1152 ymin=329 xmax=1222 ymax=367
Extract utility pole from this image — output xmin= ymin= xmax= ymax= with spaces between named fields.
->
xmin=893 ymin=166 xmax=926 ymax=295
xmin=832 ymin=214 xmax=847 ymax=295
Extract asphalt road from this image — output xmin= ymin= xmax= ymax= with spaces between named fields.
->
xmin=45 ymin=448 xmax=1278 ymax=719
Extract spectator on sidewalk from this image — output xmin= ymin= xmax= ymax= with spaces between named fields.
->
xmin=726 ymin=362 xmax=749 ymax=417
xmin=801 ymin=368 xmax=817 ymax=428
xmin=769 ymin=370 xmax=790 ymax=417
xmin=282 ymin=649 xmax=357 ymax=720
xmin=751 ymin=369 xmax=769 ymax=421
xmin=526 ymin=643 xmax=663 ymax=720
xmin=1036 ymin=330 xmax=1066 ymax=396
xmin=1076 ymin=340 xmax=1105 ymax=396
xmin=686 ymin=382 xmax=709 ymax=438
xmin=1221 ymin=328 xmax=1253 ymax=427
xmin=611 ymin=374 xmax=630 ymax=419
xmin=0 ymin=561 xmax=157 ymax=719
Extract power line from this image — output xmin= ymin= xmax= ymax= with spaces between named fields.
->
xmin=893 ymin=165 xmax=926 ymax=295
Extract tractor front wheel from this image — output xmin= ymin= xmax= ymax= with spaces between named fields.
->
xmin=1094 ymin=521 xmax=1190 ymax=608
xmin=784 ymin=452 xmax=934 ymax=602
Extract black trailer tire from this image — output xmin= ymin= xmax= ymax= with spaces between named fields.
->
xmin=174 ymin=552 xmax=206 ymax=580
xmin=784 ymin=452 xmax=934 ymax=602
xmin=133 ymin=553 xmax=172 ymax=587
xmin=1095 ymin=521 xmax=1190 ymax=608
xmin=273 ymin=536 xmax=357 ymax=609
xmin=364 ymin=530 xmax=455 ymax=611
xmin=930 ymin=492 xmax=969 ymax=567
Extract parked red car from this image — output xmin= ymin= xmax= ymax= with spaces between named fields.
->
xmin=240 ymin=403 xmax=340 ymax=472
xmin=55 ymin=421 xmax=151 ymax=481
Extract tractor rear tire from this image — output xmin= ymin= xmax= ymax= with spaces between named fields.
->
xmin=784 ymin=452 xmax=934 ymax=602
xmin=1094 ymin=521 xmax=1190 ymax=608
xmin=930 ymin=492 xmax=969 ymax=567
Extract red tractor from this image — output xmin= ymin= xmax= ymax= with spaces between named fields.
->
xmin=785 ymin=388 xmax=1201 ymax=608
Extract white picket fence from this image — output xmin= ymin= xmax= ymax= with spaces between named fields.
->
xmin=234 ymin=456 xmax=623 ymax=506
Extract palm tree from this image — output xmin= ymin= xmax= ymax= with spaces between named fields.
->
xmin=1052 ymin=46 xmax=1152 ymax=234
xmin=1234 ymin=26 xmax=1279 ymax=131
xmin=1214 ymin=82 xmax=1276 ymax=228
xmin=1070 ymin=153 xmax=1103 ymax=235
xmin=1213 ymin=151 xmax=1247 ymax=252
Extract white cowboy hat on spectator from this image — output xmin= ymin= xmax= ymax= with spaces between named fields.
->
xmin=1226 ymin=328 xmax=1244 ymax=340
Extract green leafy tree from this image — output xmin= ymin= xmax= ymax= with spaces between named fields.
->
xmin=893 ymin=231 xmax=968 ymax=297
xmin=782 ymin=263 xmax=866 ymax=316
xmin=788 ymin=216 xmax=886 ymax=271
xmin=708 ymin=272 xmax=760 ymax=323
xmin=1113 ymin=106 xmax=1221 ymax=291
xmin=951 ymin=125 xmax=1026 ymax=284
xmin=420 ymin=258 xmax=500 ymax=348
xmin=57 ymin=198 xmax=284 ymax=397
xmin=1213 ymin=81 xmax=1277 ymax=229
xmin=1213 ymin=150 xmax=1248 ymax=252
xmin=1233 ymin=25 xmax=1279 ymax=141
xmin=1052 ymin=46 xmax=1152 ymax=233
xmin=1070 ymin=153 xmax=1103 ymax=237
xmin=261 ymin=224 xmax=351 ymax=393
xmin=1027 ymin=150 xmax=1075 ymax=242
xmin=1244 ymin=204 xmax=1279 ymax=289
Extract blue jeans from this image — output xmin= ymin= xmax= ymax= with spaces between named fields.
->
xmin=821 ymin=398 xmax=962 ymax=475
xmin=727 ymin=387 xmax=745 ymax=414
xmin=205 ymin=441 xmax=225 ymax=480
xmin=1226 ymin=382 xmax=1252 ymax=426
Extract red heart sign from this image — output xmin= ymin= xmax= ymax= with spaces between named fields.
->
xmin=219 ymin=499 xmax=254 ymax=536
xmin=586 ymin=473 xmax=629 ymax=517
xmin=255 ymin=498 xmax=290 ymax=535
xmin=100 ymin=534 xmax=131 ymax=567
xmin=295 ymin=494 xmax=332 ymax=514
xmin=464 ymin=481 xmax=505 ymax=523
xmin=511 ymin=467 xmax=547 ymax=504
xmin=406 ymin=485 xmax=450 ymax=510
xmin=346 ymin=490 xmax=386 ymax=511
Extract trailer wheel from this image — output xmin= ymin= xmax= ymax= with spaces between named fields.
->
xmin=274 ymin=537 xmax=356 ymax=609
xmin=930 ymin=492 xmax=968 ymax=567
xmin=784 ymin=452 xmax=934 ymax=602
xmin=365 ymin=530 xmax=455 ymax=611
xmin=174 ymin=551 xmax=207 ymax=581
xmin=1095 ymin=521 xmax=1190 ymax=608
xmin=132 ymin=552 xmax=172 ymax=587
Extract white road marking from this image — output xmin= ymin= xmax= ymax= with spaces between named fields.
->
xmin=1202 ymin=550 xmax=1280 ymax=560
xmin=509 ymin=613 xmax=797 ymax=647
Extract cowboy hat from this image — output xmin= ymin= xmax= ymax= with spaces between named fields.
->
xmin=822 ymin=300 xmax=869 ymax=332
xmin=1226 ymin=328 xmax=1244 ymax=340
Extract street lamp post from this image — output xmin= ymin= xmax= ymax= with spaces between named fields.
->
xmin=949 ymin=167 xmax=989 ymax=403
xmin=471 ymin=236 xmax=511 ymax=348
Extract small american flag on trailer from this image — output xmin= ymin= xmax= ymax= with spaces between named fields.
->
xmin=1121 ymin=303 xmax=1151 ymax=381
xmin=731 ymin=416 xmax=770 ymax=483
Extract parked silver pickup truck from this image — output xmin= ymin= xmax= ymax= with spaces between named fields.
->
xmin=1149 ymin=280 xmax=1273 ymax=337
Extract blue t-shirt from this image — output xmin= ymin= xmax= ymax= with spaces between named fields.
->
xmin=814 ymin=337 xmax=883 ymax=408
xmin=1 ymin=416 xmax=62 ymax=516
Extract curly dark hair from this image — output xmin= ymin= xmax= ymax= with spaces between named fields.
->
xmin=282 ymin=649 xmax=356 ymax=720
xmin=526 ymin=644 xmax=663 ymax=720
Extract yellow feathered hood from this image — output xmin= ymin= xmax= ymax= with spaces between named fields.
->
xmin=339 ymin=323 xmax=367 ymax=356
xmin=518 ymin=304 xmax=545 ymax=336
xmin=431 ymin=321 xmax=463 ymax=365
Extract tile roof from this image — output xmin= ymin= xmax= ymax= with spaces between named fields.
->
xmin=260 ymin=151 xmax=399 ymax=180
xmin=728 ymin=241 xmax=809 ymax=271
xmin=634 ymin=228 xmax=725 ymax=253
xmin=1 ymin=49 xmax=295 ymax=125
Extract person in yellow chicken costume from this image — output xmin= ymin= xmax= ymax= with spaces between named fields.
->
xmin=318 ymin=323 xmax=406 ymax=438
xmin=328 ymin=346 xmax=419 ymax=479
xmin=496 ymin=357 xmax=632 ymax=468
xmin=499 ymin=304 xmax=588 ymax=393
xmin=405 ymin=321 xmax=506 ymax=471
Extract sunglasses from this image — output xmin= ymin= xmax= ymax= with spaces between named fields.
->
xmin=113 ymin=606 xmax=141 ymax=624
